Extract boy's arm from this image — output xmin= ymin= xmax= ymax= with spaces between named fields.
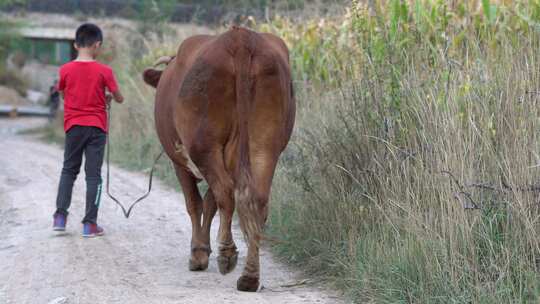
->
xmin=112 ymin=90 xmax=124 ymax=103
xmin=105 ymin=90 xmax=122 ymax=104
xmin=57 ymin=68 xmax=65 ymax=98
xmin=104 ymin=66 xmax=124 ymax=103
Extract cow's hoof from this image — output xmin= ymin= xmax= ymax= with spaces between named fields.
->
xmin=189 ymin=247 xmax=210 ymax=271
xmin=217 ymin=251 xmax=238 ymax=274
xmin=237 ymin=275 xmax=259 ymax=292
xmin=189 ymin=258 xmax=208 ymax=271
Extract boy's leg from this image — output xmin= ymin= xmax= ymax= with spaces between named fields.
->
xmin=82 ymin=127 xmax=106 ymax=224
xmin=55 ymin=126 xmax=87 ymax=216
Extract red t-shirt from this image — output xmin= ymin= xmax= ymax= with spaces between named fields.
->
xmin=57 ymin=61 xmax=119 ymax=133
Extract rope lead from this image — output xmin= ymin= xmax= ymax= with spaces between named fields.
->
xmin=105 ymin=103 xmax=164 ymax=218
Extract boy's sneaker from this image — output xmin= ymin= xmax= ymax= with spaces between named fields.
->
xmin=53 ymin=213 xmax=67 ymax=231
xmin=82 ymin=223 xmax=105 ymax=238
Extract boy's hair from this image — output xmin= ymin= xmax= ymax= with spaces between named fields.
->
xmin=75 ymin=23 xmax=103 ymax=47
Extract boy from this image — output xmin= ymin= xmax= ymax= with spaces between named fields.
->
xmin=52 ymin=23 xmax=124 ymax=237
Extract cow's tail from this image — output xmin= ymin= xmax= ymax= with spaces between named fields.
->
xmin=232 ymin=27 xmax=261 ymax=246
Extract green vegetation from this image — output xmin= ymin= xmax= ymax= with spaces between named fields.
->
xmin=0 ymin=0 xmax=25 ymax=7
xmin=0 ymin=1 xmax=27 ymax=95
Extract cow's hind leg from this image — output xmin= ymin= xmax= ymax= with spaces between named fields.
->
xmin=236 ymin=155 xmax=278 ymax=292
xmin=173 ymin=164 xmax=210 ymax=271
xmin=201 ymin=151 xmax=238 ymax=275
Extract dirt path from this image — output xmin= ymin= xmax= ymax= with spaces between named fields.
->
xmin=0 ymin=118 xmax=342 ymax=304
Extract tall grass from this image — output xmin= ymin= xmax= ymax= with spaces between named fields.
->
xmin=262 ymin=0 xmax=540 ymax=302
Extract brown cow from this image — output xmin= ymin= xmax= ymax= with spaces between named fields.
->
xmin=142 ymin=26 xmax=295 ymax=291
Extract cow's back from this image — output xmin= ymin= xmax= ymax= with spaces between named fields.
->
xmin=161 ymin=28 xmax=294 ymax=172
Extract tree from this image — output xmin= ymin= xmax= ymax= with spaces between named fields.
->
xmin=0 ymin=0 xmax=25 ymax=7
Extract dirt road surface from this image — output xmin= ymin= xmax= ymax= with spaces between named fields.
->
xmin=0 ymin=118 xmax=343 ymax=304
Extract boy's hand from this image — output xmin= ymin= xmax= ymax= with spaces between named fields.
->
xmin=105 ymin=90 xmax=124 ymax=104
xmin=112 ymin=90 xmax=124 ymax=104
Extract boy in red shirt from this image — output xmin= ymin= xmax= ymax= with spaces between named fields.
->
xmin=53 ymin=23 xmax=124 ymax=237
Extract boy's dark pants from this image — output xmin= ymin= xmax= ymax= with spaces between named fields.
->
xmin=55 ymin=126 xmax=106 ymax=224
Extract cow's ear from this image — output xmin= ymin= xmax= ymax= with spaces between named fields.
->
xmin=142 ymin=68 xmax=162 ymax=88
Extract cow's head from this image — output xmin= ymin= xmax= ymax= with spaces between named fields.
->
xmin=142 ymin=56 xmax=174 ymax=88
